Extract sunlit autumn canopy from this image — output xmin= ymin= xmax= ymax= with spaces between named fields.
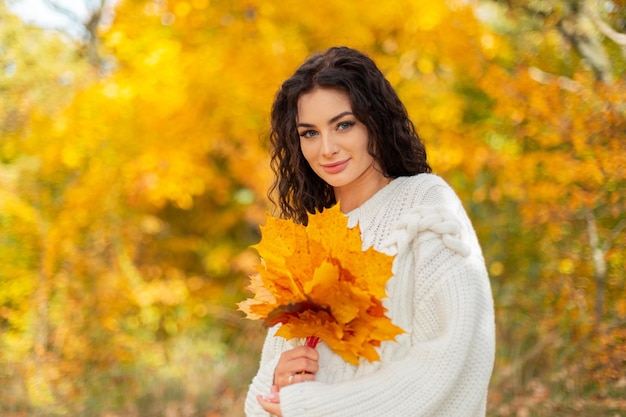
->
xmin=1 ymin=0 xmax=624 ymax=414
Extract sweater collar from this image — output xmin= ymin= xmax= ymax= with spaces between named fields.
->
xmin=345 ymin=177 xmax=408 ymax=227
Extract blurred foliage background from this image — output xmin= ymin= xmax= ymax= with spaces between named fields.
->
xmin=0 ymin=0 xmax=624 ymax=416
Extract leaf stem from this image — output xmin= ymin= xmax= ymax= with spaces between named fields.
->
xmin=305 ymin=336 xmax=319 ymax=348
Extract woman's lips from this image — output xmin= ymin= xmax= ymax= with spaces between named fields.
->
xmin=321 ymin=159 xmax=349 ymax=174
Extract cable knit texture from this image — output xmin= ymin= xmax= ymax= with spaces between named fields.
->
xmin=245 ymin=174 xmax=495 ymax=417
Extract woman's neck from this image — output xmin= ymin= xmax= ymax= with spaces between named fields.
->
xmin=334 ymin=168 xmax=391 ymax=213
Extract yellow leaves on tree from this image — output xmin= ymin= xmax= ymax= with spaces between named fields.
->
xmin=238 ymin=204 xmax=403 ymax=365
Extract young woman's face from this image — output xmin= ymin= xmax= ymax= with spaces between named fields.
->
xmin=297 ymin=88 xmax=382 ymax=191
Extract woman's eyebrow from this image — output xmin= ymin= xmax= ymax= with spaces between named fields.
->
xmin=297 ymin=111 xmax=354 ymax=128
xmin=328 ymin=111 xmax=353 ymax=124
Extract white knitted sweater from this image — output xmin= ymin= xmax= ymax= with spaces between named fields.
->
xmin=245 ymin=174 xmax=495 ymax=417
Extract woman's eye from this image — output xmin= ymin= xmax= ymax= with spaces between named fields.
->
xmin=299 ymin=130 xmax=317 ymax=139
xmin=337 ymin=121 xmax=355 ymax=131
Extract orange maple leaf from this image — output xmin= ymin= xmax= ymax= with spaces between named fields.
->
xmin=237 ymin=204 xmax=403 ymax=365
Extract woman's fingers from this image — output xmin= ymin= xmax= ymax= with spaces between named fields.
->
xmin=283 ymin=345 xmax=319 ymax=362
xmin=285 ymin=370 xmax=315 ymax=385
xmin=258 ymin=385 xmax=282 ymax=416
xmin=258 ymin=396 xmax=282 ymax=416
xmin=274 ymin=346 xmax=319 ymax=388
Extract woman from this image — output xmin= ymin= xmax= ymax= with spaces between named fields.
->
xmin=245 ymin=46 xmax=495 ymax=417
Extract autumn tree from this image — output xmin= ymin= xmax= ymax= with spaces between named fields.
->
xmin=463 ymin=0 xmax=626 ymax=411
xmin=1 ymin=0 xmax=624 ymax=415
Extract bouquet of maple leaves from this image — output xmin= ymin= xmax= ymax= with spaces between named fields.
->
xmin=237 ymin=204 xmax=403 ymax=365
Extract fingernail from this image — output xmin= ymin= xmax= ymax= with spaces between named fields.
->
xmin=262 ymin=393 xmax=277 ymax=401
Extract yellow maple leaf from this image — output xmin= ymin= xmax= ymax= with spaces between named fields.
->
xmin=237 ymin=204 xmax=404 ymax=365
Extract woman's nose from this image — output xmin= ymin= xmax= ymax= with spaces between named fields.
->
xmin=320 ymin=133 xmax=339 ymax=158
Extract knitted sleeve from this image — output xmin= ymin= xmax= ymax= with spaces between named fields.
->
xmin=244 ymin=325 xmax=286 ymax=416
xmin=275 ymin=188 xmax=495 ymax=416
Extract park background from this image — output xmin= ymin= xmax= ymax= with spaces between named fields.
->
xmin=0 ymin=0 xmax=624 ymax=415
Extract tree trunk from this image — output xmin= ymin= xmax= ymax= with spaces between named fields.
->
xmin=557 ymin=1 xmax=613 ymax=83
xmin=585 ymin=210 xmax=606 ymax=331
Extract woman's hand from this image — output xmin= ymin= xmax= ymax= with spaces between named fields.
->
xmin=273 ymin=345 xmax=319 ymax=388
xmin=256 ymin=345 xmax=319 ymax=415
xmin=257 ymin=385 xmax=282 ymax=416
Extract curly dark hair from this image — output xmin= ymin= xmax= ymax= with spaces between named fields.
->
xmin=268 ymin=46 xmax=431 ymax=225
